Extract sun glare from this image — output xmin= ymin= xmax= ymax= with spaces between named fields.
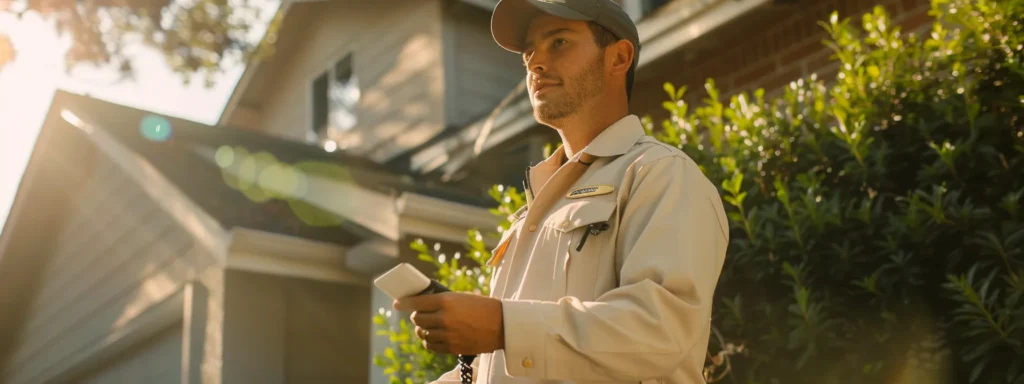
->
xmin=0 ymin=0 xmax=278 ymax=235
xmin=0 ymin=12 xmax=67 ymax=234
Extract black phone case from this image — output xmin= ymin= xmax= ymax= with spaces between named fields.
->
xmin=417 ymin=279 xmax=451 ymax=296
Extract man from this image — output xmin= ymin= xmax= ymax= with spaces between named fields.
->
xmin=393 ymin=0 xmax=729 ymax=382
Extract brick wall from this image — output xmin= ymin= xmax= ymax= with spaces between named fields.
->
xmin=631 ymin=0 xmax=934 ymax=117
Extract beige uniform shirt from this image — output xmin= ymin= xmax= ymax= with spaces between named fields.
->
xmin=431 ymin=115 xmax=729 ymax=384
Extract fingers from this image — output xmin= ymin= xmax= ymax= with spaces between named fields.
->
xmin=415 ymin=326 xmax=451 ymax=353
xmin=416 ymin=328 xmax=452 ymax=354
xmin=415 ymin=326 xmax=448 ymax=344
xmin=410 ymin=311 xmax=445 ymax=329
xmin=423 ymin=339 xmax=450 ymax=354
xmin=396 ymin=293 xmax=471 ymax=355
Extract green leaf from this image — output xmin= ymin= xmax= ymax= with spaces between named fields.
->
xmin=410 ymin=239 xmax=429 ymax=254
xmin=418 ymin=253 xmax=436 ymax=264
xmin=867 ymin=65 xmax=880 ymax=78
xmin=723 ymin=172 xmax=744 ymax=195
xmin=664 ymin=82 xmax=676 ymax=100
xmin=727 ymin=211 xmax=746 ymax=224
xmin=970 ymin=356 xmax=990 ymax=383
xmin=1008 ymin=357 xmax=1022 ymax=383
xmin=964 ymin=339 xmax=998 ymax=361
xmin=783 ymin=261 xmax=799 ymax=281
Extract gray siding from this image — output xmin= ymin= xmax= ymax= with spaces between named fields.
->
xmin=258 ymin=0 xmax=447 ymax=163
xmin=72 ymin=325 xmax=184 ymax=384
xmin=221 ymin=270 xmax=371 ymax=384
xmin=1 ymin=152 xmax=221 ymax=384
xmin=442 ymin=2 xmax=524 ymax=128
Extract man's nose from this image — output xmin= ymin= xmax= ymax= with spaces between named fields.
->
xmin=525 ymin=52 xmax=548 ymax=75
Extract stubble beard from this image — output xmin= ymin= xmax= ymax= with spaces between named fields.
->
xmin=533 ymin=55 xmax=605 ymax=124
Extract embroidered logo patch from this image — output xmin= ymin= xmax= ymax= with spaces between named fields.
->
xmin=566 ymin=185 xmax=615 ymax=198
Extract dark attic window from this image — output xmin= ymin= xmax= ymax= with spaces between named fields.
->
xmin=310 ymin=53 xmax=359 ymax=143
xmin=311 ymin=72 xmax=329 ymax=137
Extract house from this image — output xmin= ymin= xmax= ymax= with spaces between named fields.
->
xmin=0 ymin=89 xmax=502 ymax=384
xmin=0 ymin=0 xmax=934 ymax=383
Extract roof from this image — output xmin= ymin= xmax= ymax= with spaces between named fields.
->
xmin=45 ymin=91 xmax=495 ymax=247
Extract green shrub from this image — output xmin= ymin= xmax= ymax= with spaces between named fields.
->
xmin=653 ymin=0 xmax=1023 ymax=382
xmin=373 ymin=0 xmax=1024 ymax=382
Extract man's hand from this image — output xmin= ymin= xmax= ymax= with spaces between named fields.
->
xmin=394 ymin=292 xmax=504 ymax=355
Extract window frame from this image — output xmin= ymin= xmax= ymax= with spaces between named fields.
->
xmin=306 ymin=51 xmax=360 ymax=146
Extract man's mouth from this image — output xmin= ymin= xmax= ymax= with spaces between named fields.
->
xmin=533 ymin=83 xmax=559 ymax=96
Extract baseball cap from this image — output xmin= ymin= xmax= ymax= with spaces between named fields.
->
xmin=491 ymin=0 xmax=640 ymax=69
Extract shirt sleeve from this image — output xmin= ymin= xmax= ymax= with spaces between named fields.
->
xmin=500 ymin=155 xmax=730 ymax=381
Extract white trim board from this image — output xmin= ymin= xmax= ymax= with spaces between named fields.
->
xmin=225 ymin=227 xmax=367 ymax=285
xmin=397 ymin=192 xmax=501 ymax=248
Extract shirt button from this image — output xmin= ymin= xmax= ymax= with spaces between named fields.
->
xmin=528 ymin=224 xmax=537 ymax=232
xmin=522 ymin=357 xmax=533 ymax=368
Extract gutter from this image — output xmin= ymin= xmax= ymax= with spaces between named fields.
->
xmin=410 ymin=0 xmax=771 ymax=177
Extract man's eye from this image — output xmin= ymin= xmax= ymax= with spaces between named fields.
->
xmin=553 ymin=39 xmax=567 ymax=47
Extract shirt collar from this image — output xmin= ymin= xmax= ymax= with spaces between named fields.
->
xmin=532 ymin=114 xmax=646 ymax=169
xmin=580 ymin=114 xmax=646 ymax=158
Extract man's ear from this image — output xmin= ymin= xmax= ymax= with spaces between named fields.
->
xmin=607 ymin=39 xmax=634 ymax=77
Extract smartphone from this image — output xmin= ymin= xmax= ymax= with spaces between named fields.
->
xmin=375 ymin=263 xmax=476 ymax=370
xmin=373 ymin=263 xmax=451 ymax=300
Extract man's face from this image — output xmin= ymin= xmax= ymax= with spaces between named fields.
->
xmin=522 ymin=15 xmax=606 ymax=125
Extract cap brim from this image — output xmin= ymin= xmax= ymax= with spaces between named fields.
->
xmin=491 ymin=0 xmax=592 ymax=53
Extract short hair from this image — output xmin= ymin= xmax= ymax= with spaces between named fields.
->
xmin=587 ymin=21 xmax=636 ymax=101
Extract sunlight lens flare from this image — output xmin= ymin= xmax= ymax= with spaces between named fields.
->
xmin=210 ymin=144 xmax=349 ymax=227
xmin=140 ymin=114 xmax=173 ymax=142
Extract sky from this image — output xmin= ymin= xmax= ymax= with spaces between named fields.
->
xmin=0 ymin=4 xmax=278 ymax=236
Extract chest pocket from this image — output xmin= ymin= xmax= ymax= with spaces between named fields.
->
xmin=544 ymin=197 xmax=618 ymax=300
